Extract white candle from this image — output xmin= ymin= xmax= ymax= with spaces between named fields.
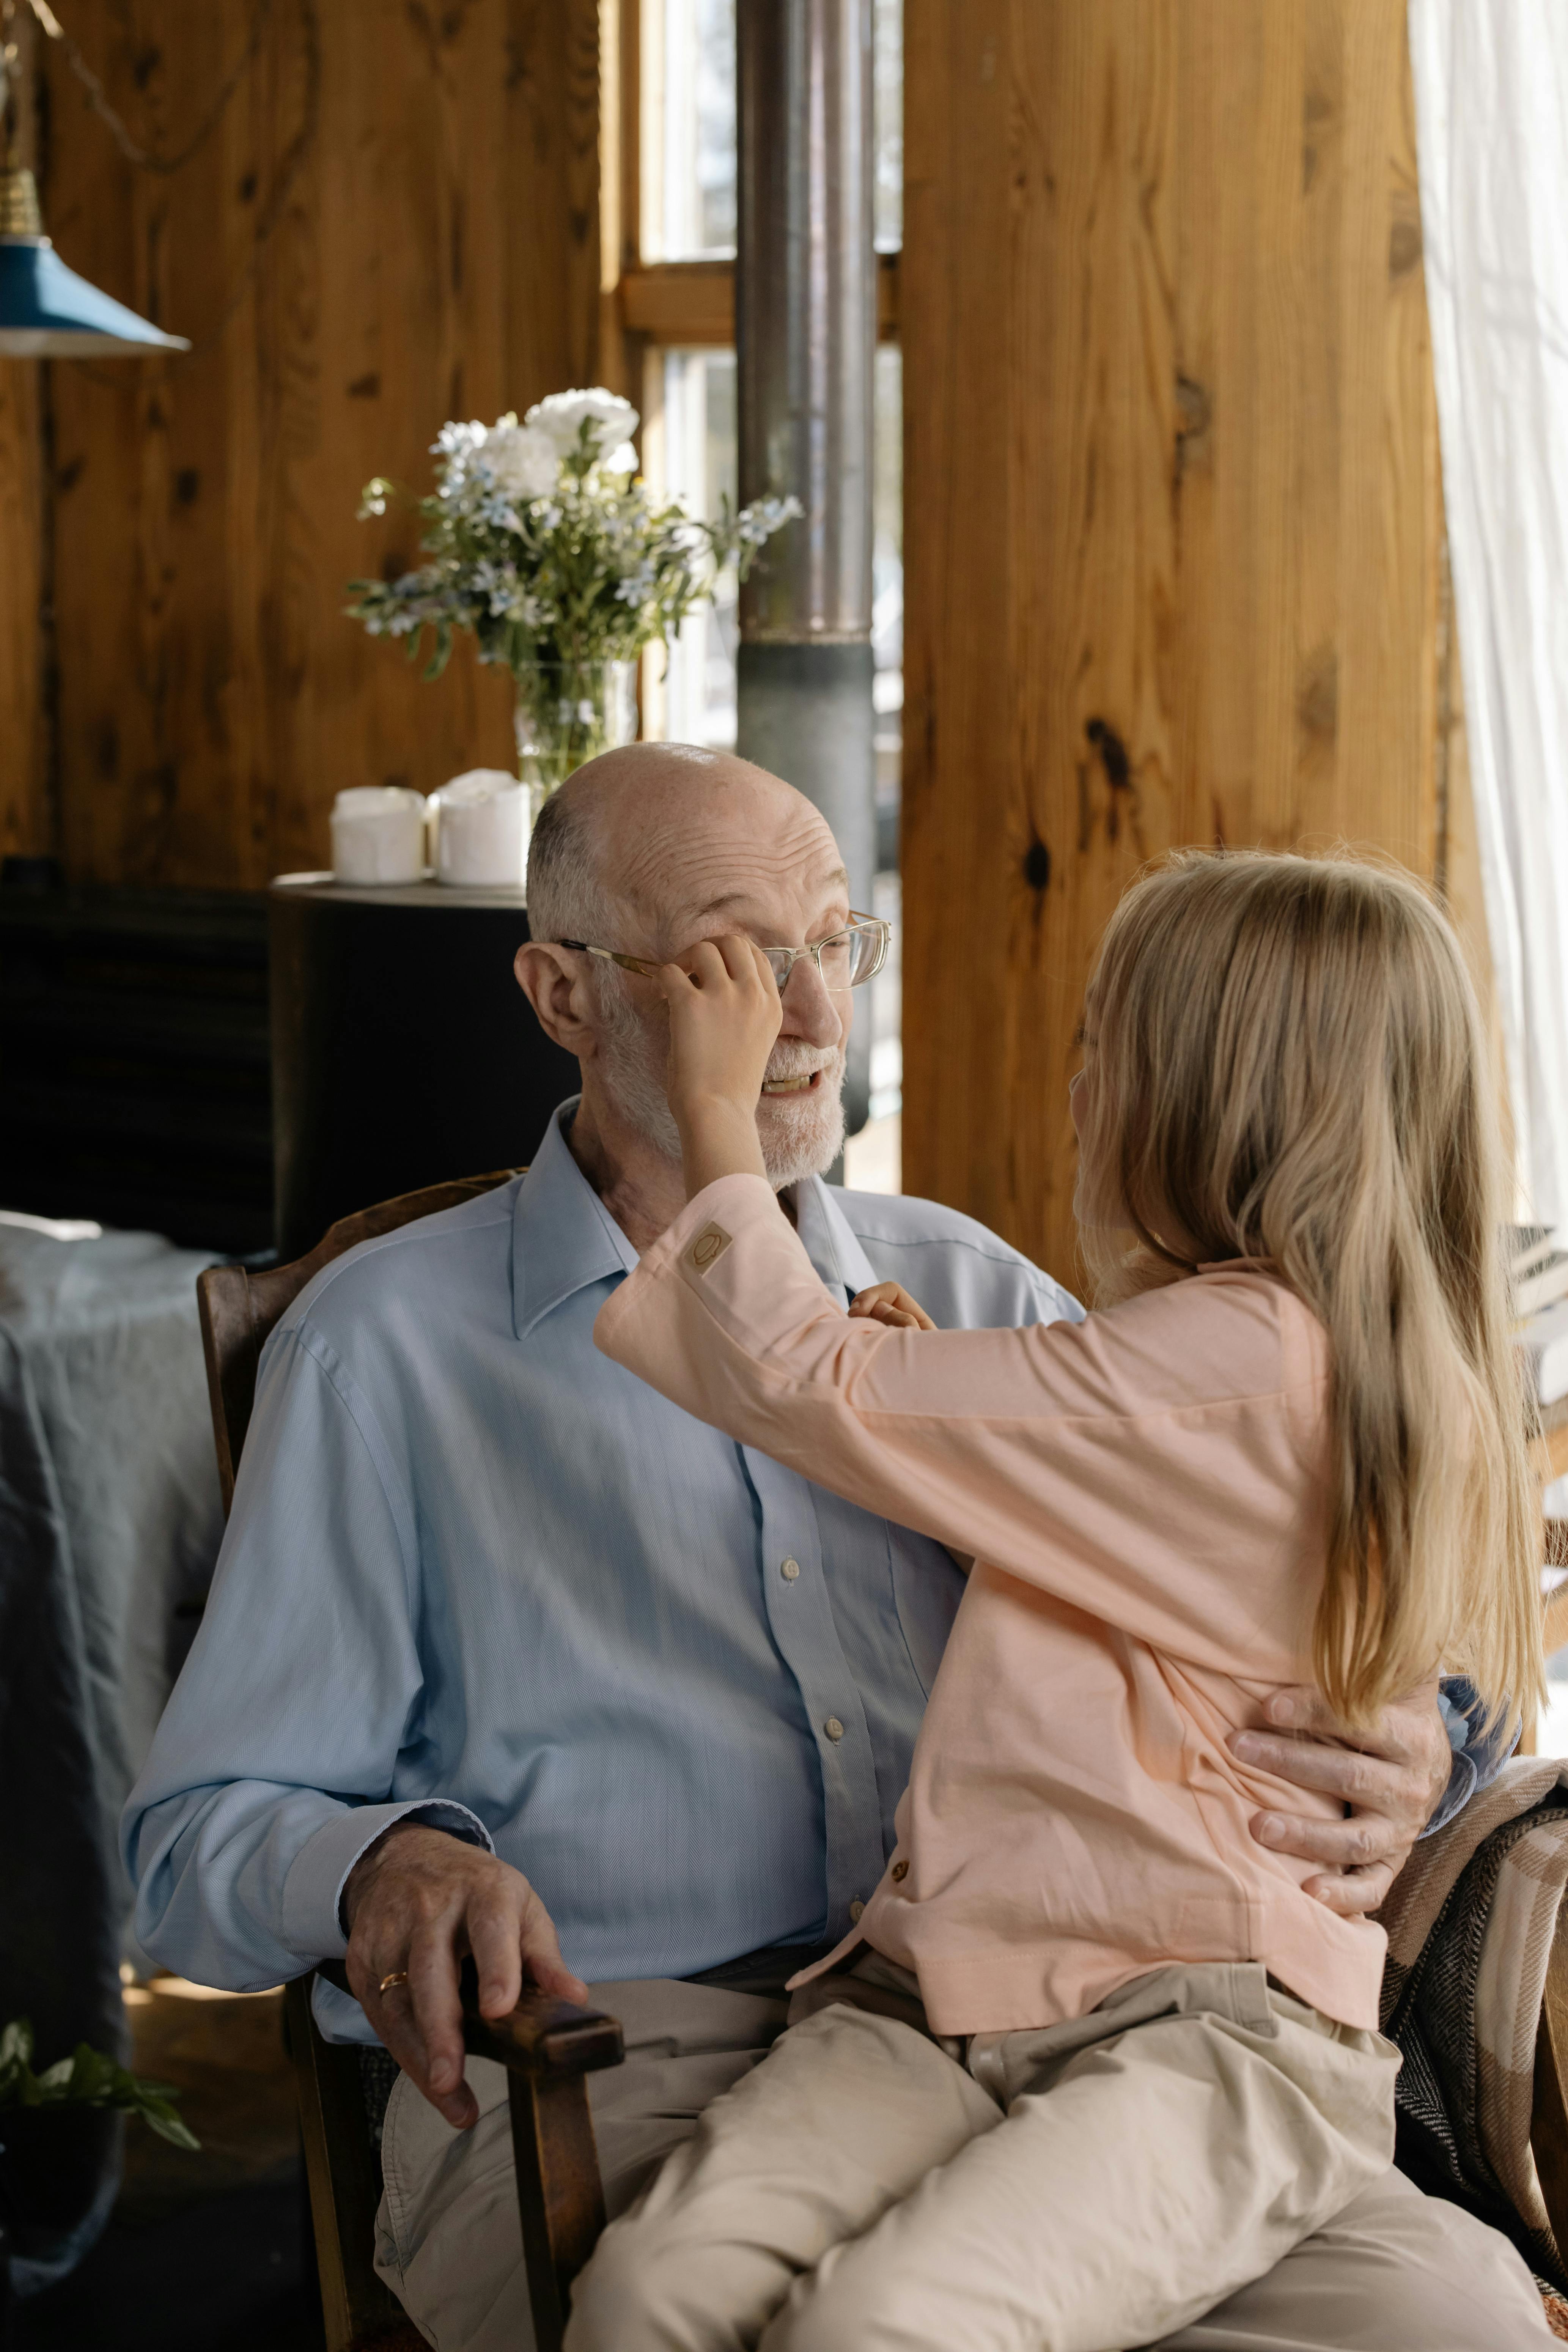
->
xmin=330 ymin=786 xmax=428 ymax=885
xmin=430 ymin=769 xmax=530 ymax=889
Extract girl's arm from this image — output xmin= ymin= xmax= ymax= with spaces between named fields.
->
xmin=601 ymin=938 xmax=1315 ymax=1677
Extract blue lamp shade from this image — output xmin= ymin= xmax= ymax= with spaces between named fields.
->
xmin=0 ymin=236 xmax=190 ymax=357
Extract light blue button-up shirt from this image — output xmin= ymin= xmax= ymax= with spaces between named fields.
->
xmin=123 ymin=1104 xmax=1082 ymax=2040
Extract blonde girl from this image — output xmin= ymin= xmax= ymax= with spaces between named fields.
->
xmin=572 ymin=850 xmax=1547 ymax=2352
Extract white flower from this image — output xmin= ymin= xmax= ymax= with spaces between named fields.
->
xmin=524 ymin=387 xmax=640 ymax=461
xmin=480 ymin=415 xmax=560 ymax=501
xmin=354 ymin=391 xmax=797 ymax=676
xmin=737 ymin=494 xmax=803 ymax=545
xmin=434 ymin=419 xmax=488 ymax=461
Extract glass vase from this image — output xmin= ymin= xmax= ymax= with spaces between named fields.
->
xmin=512 ymin=658 xmax=639 ymax=817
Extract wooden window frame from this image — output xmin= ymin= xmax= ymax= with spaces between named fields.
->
xmin=601 ymin=0 xmax=900 ymax=372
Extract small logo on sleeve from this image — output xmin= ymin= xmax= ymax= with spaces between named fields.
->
xmin=687 ymin=1222 xmax=733 ymax=1274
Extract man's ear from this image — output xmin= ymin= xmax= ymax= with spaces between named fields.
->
xmin=514 ymin=942 xmax=600 ymax=1060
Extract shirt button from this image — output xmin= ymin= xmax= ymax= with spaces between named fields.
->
xmin=780 ymin=1558 xmax=801 ymax=1582
xmin=890 ymin=1859 xmax=909 ymax=1882
xmin=823 ymin=1717 xmax=845 ymax=1743
xmin=849 ymin=1899 xmax=865 ymax=1923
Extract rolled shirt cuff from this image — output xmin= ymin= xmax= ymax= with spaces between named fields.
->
xmin=1422 ymin=1748 xmax=1479 ymax=1839
xmin=1419 ymin=1676 xmax=1522 ymax=1839
xmin=280 ymin=1797 xmax=495 ymax=1957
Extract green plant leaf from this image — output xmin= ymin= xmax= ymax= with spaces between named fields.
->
xmin=0 ymin=2017 xmax=199 ymax=2146
xmin=422 ymin=621 xmax=453 ymax=682
xmin=138 ymin=2102 xmax=202 ymax=2152
xmin=71 ymin=2046 xmax=120 ymax=2102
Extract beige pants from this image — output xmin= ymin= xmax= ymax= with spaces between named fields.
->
xmin=376 ymin=1970 xmax=1559 ymax=2352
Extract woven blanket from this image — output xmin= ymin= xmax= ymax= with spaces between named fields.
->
xmin=1376 ymin=1757 xmax=1568 ymax=2283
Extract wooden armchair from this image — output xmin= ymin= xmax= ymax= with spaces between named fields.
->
xmin=196 ymin=1172 xmax=625 ymax=2352
xmin=192 ymin=1169 xmax=1568 ymax=2348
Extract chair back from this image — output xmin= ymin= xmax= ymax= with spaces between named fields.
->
xmin=198 ymin=1169 xmax=522 ymax=1511
xmin=195 ymin=1167 xmax=523 ymax=2352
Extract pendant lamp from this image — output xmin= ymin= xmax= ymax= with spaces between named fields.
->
xmin=0 ymin=163 xmax=189 ymax=356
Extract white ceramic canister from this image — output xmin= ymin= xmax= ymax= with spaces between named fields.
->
xmin=430 ymin=769 xmax=530 ymax=888
xmin=329 ymin=786 xmax=428 ymax=885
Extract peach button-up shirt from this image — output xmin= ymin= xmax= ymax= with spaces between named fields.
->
xmin=594 ymin=1175 xmax=1386 ymax=2035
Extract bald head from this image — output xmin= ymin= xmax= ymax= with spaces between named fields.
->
xmin=526 ymin=742 xmax=846 ymax=957
xmin=517 ymin=740 xmax=854 ymax=1202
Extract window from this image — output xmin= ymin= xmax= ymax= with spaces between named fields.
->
xmin=640 ymin=0 xmax=737 ymax=261
xmin=873 ymin=0 xmax=902 ymax=252
xmin=640 ymin=341 xmax=901 ymax=791
xmin=610 ymin=0 xmax=904 ymax=1172
xmin=637 ymin=0 xmax=898 ymax=261
xmin=640 ymin=348 xmax=740 ymax=748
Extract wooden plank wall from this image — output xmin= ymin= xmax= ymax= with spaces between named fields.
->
xmin=0 ymin=323 xmax=46 ymax=872
xmin=0 ymin=0 xmax=599 ymax=889
xmin=0 ymin=5 xmax=47 ymax=868
xmin=901 ymin=0 xmax=1448 ymax=1282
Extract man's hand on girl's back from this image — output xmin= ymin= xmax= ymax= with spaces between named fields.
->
xmin=1229 ymin=1682 xmax=1452 ymax=1914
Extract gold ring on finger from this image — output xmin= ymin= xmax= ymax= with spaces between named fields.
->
xmin=378 ymin=1969 xmax=410 ymax=1994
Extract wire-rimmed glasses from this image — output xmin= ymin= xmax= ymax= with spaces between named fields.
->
xmin=560 ymin=914 xmax=891 ymax=994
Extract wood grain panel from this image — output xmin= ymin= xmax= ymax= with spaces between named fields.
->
xmin=0 ymin=359 xmax=45 ymax=862
xmin=0 ymin=3 xmax=47 ymax=867
xmin=903 ymin=0 xmax=1447 ymax=1281
xmin=28 ymin=0 xmax=599 ymax=890
xmin=618 ymin=252 xmax=901 ymax=345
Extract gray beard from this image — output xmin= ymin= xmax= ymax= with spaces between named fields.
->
xmin=595 ymin=976 xmax=846 ymax=1190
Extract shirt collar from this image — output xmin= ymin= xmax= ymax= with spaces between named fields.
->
xmin=512 ymin=1100 xmax=639 ymax=1339
xmin=789 ymin=1173 xmax=881 ymax=1300
xmin=512 ymin=1100 xmax=879 ymax=1337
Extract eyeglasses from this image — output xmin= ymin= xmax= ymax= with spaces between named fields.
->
xmin=560 ymin=913 xmax=891 ymax=994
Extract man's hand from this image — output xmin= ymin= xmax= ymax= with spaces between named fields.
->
xmin=1229 ymin=1682 xmax=1453 ymax=1915
xmin=342 ymin=1822 xmax=587 ymax=2129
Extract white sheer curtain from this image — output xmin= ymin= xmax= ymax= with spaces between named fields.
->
xmin=1410 ymin=2 xmax=1568 ymax=1227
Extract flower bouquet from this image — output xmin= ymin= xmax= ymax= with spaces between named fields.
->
xmin=347 ymin=388 xmax=797 ymax=799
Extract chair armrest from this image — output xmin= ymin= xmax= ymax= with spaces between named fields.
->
xmin=313 ymin=1957 xmax=624 ymax=2080
xmin=458 ymin=1961 xmax=623 ymax=2077
xmin=313 ymin=1953 xmax=620 ymax=2346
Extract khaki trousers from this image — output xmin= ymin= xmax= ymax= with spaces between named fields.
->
xmin=375 ymin=1970 xmax=1558 ymax=2352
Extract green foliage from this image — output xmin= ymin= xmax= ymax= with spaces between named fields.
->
xmin=0 ymin=2017 xmax=200 ymax=2152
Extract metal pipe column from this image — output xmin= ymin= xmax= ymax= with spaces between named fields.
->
xmin=736 ymin=0 xmax=876 ymax=1136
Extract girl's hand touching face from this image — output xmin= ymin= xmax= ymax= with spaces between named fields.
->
xmin=657 ymin=933 xmax=784 ymax=1197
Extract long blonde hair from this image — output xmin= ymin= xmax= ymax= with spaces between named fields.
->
xmin=1077 ymin=849 xmax=1541 ymax=1730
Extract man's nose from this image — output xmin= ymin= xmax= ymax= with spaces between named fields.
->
xmin=778 ymin=956 xmax=846 ymax=1047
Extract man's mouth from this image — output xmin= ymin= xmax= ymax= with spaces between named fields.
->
xmin=761 ymin=1071 xmax=821 ymax=1097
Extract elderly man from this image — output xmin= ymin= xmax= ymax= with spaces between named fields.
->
xmin=125 ymin=744 xmax=1536 ymax=2351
